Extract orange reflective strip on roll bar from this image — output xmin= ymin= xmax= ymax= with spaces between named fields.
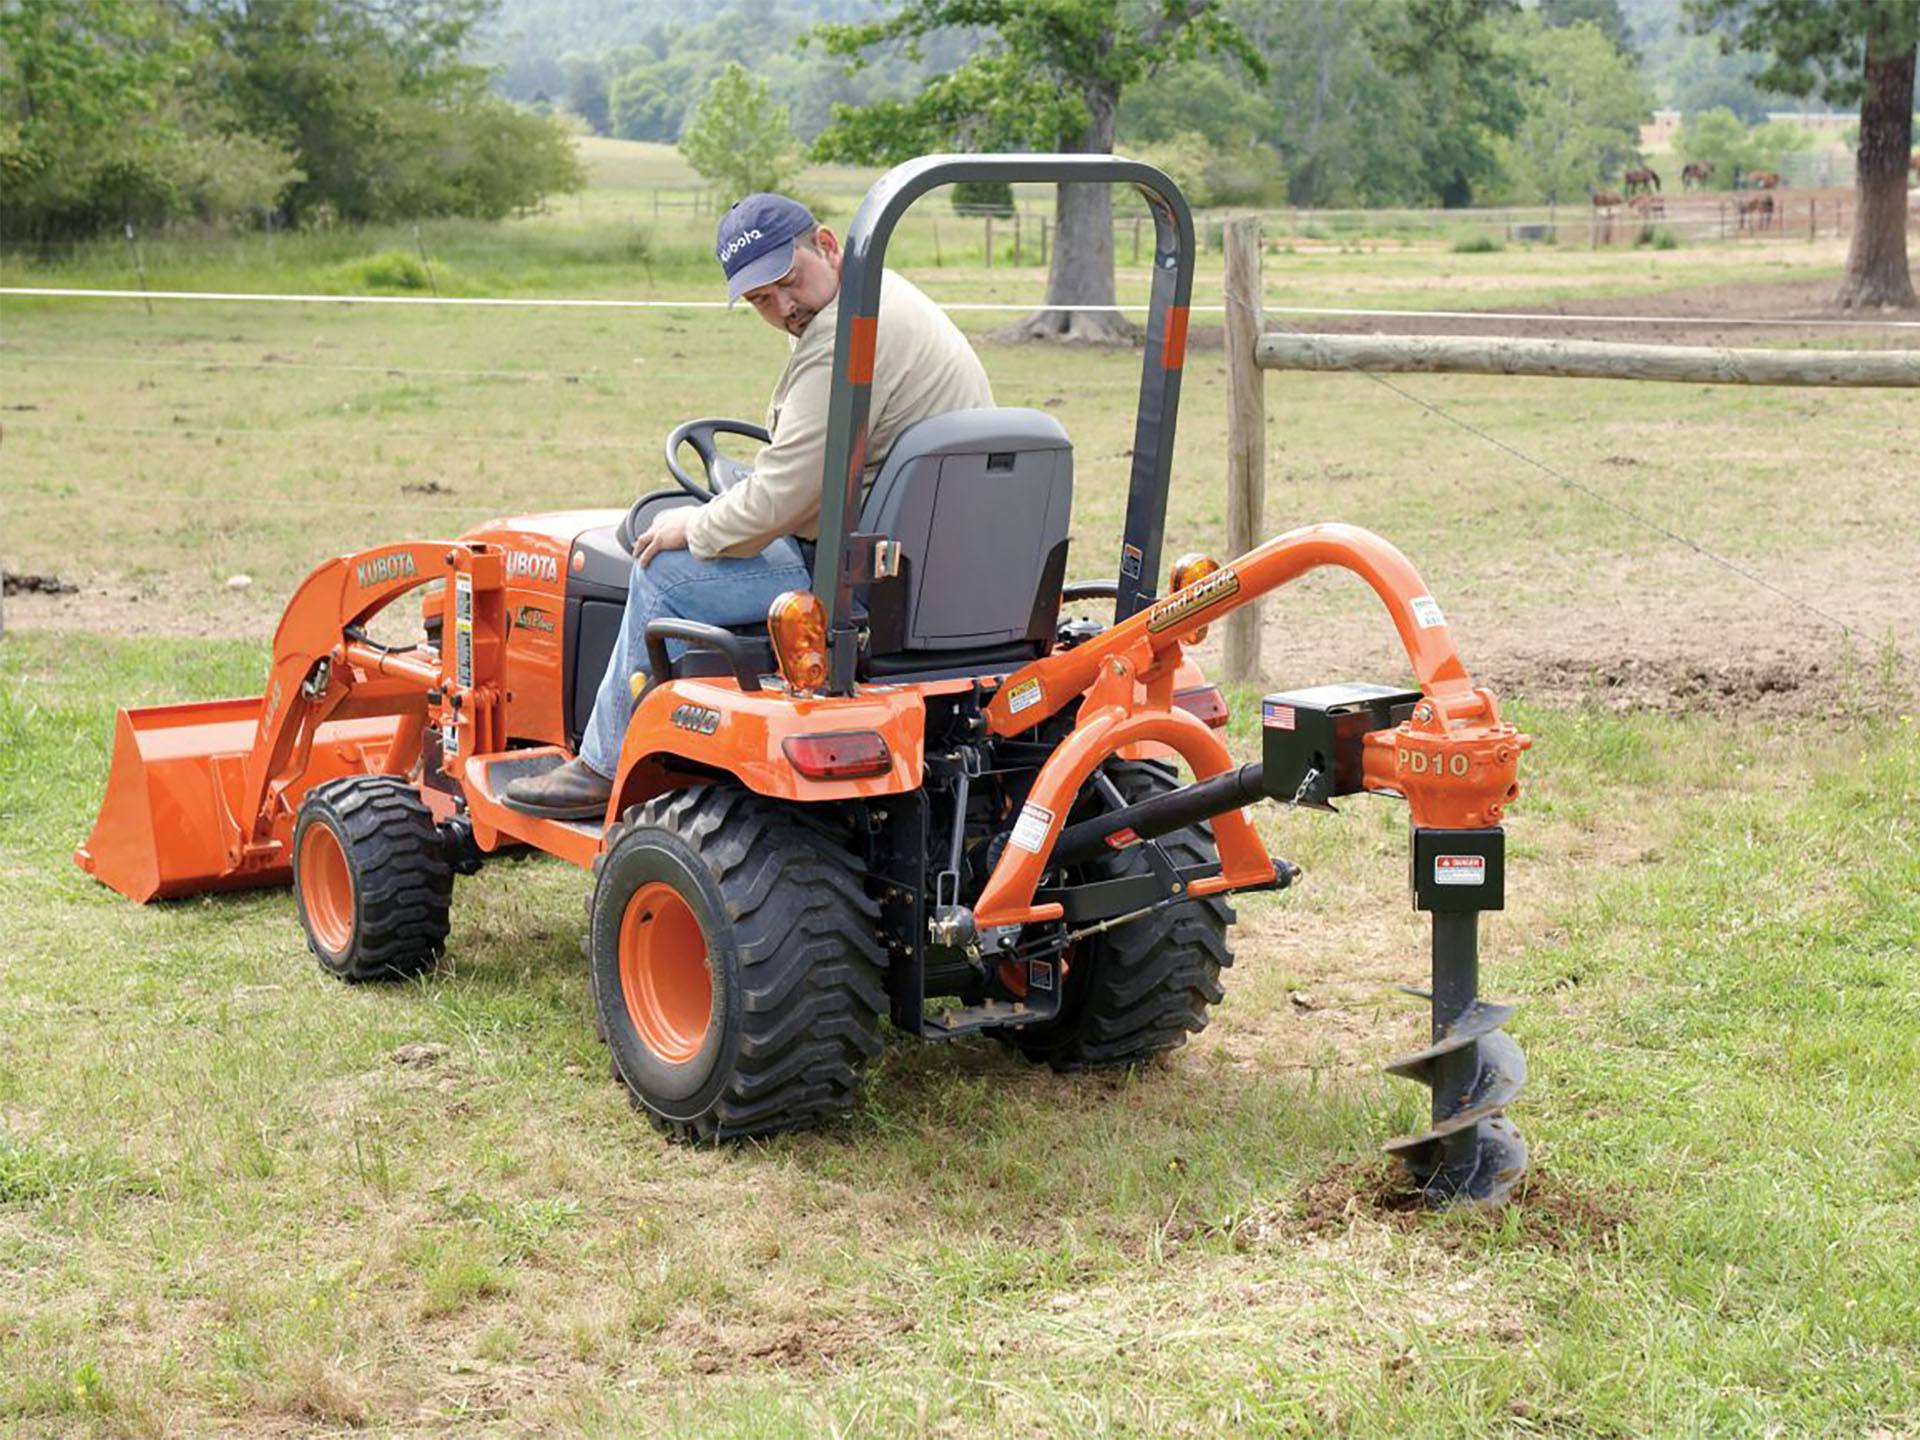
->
xmin=847 ymin=315 xmax=877 ymax=385
xmin=1161 ymin=305 xmax=1189 ymax=370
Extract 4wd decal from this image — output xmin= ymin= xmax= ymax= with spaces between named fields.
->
xmin=354 ymin=552 xmax=417 ymax=589
xmin=670 ymin=704 xmax=722 ymax=736
xmin=505 ymin=550 xmax=560 ymax=584
xmin=1146 ymin=567 xmax=1240 ymax=633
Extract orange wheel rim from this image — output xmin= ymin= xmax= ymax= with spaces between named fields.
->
xmin=299 ymin=824 xmax=355 ymax=954
xmin=618 ymin=882 xmax=712 ymax=1064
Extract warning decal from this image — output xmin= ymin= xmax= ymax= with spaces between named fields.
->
xmin=1409 ymin=595 xmax=1447 ymax=629
xmin=1006 ymin=677 xmax=1044 ymax=715
xmin=1434 ymin=854 xmax=1485 ymax=886
xmin=1008 ymin=802 xmax=1056 ymax=854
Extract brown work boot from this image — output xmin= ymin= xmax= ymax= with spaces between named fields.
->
xmin=502 ymin=757 xmax=613 ymax=821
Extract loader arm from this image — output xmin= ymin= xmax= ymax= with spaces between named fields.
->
xmin=77 ymin=541 xmax=474 ymax=902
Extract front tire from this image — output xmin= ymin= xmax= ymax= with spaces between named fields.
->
xmin=589 ymin=786 xmax=886 ymax=1140
xmin=293 ymin=776 xmax=453 ymax=982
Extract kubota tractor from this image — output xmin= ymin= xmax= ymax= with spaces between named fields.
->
xmin=78 ymin=157 xmax=1531 ymax=1204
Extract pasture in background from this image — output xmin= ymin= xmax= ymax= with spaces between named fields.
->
xmin=3 ymin=138 xmax=1919 ymax=1437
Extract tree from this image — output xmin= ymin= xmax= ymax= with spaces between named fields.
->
xmin=1689 ymin=0 xmax=1918 ymax=308
xmin=678 ymin=62 xmax=801 ymax=201
xmin=1540 ymin=0 xmax=1636 ymax=58
xmin=811 ymin=0 xmax=1266 ymax=344
xmin=1496 ymin=16 xmax=1650 ymax=205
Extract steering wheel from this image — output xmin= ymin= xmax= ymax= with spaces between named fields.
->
xmin=617 ymin=417 xmax=772 ymax=554
xmin=664 ymin=417 xmax=770 ymax=500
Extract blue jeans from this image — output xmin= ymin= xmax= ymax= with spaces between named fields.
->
xmin=578 ymin=537 xmax=813 ymax=777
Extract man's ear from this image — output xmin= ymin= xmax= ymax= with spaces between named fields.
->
xmin=815 ymin=226 xmax=842 ymax=271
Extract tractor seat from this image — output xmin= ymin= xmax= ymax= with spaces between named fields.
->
xmin=564 ymin=408 xmax=1073 ymax=727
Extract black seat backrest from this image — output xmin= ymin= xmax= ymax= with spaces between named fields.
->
xmin=858 ymin=408 xmax=1072 ymax=662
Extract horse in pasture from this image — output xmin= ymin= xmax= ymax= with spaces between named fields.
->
xmin=1623 ymin=166 xmax=1661 ymax=196
xmin=1590 ymin=189 xmax=1623 ymax=210
xmin=1682 ymin=162 xmax=1713 ymax=190
xmin=1737 ymin=194 xmax=1775 ymax=232
xmin=1743 ymin=170 xmax=1781 ymax=191
xmin=1627 ymin=193 xmax=1666 ymax=220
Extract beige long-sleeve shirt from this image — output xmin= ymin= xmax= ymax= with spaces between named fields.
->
xmin=684 ymin=270 xmax=995 ymax=561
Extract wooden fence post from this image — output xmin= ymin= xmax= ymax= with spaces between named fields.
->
xmin=984 ymin=215 xmax=993 ymax=268
xmin=1223 ymin=217 xmax=1267 ymax=686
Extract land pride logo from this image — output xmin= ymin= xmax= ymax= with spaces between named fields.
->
xmin=1146 ymin=568 xmax=1241 ymax=633
xmin=355 ymin=552 xmax=417 ymax=588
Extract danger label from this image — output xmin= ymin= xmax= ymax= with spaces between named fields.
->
xmin=1434 ymin=854 xmax=1485 ymax=886
xmin=1410 ymin=595 xmax=1447 ymax=629
xmin=1008 ymin=802 xmax=1056 ymax=854
xmin=1006 ymin=677 xmax=1043 ymax=715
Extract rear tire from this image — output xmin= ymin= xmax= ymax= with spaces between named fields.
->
xmin=589 ymin=786 xmax=886 ymax=1140
xmin=293 ymin=776 xmax=452 ymax=982
xmin=1003 ymin=760 xmax=1234 ymax=1070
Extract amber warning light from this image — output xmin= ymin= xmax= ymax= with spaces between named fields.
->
xmin=767 ymin=590 xmax=828 ymax=695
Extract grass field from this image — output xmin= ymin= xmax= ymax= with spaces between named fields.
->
xmin=4 ymin=138 xmax=1920 ymax=1436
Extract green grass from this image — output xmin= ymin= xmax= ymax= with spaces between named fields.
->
xmin=3 ymin=133 xmax=1918 ymax=1434
xmin=2 ymin=632 xmax=1918 ymax=1434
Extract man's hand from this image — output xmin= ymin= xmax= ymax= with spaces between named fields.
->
xmin=635 ymin=506 xmax=695 ymax=567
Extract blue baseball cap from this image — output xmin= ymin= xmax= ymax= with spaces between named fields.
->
xmin=715 ymin=193 xmax=817 ymax=302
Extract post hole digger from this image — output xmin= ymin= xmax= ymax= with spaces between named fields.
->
xmin=76 ymin=157 xmax=1532 ymax=1204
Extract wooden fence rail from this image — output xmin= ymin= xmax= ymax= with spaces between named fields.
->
xmin=1256 ymin=332 xmax=1920 ymax=388
xmin=1218 ymin=217 xmax=1920 ymax=684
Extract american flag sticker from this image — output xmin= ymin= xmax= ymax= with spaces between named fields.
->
xmin=1263 ymin=702 xmax=1297 ymax=730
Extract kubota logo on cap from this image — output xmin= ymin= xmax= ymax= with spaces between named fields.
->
xmin=718 ymin=228 xmax=764 ymax=263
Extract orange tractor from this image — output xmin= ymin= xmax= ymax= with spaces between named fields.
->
xmin=78 ymin=157 xmax=1531 ymax=1204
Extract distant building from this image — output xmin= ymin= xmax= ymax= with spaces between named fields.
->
xmin=1640 ymin=109 xmax=1683 ymax=150
xmin=1765 ymin=111 xmax=1859 ymax=134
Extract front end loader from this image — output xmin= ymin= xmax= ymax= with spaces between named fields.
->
xmin=78 ymin=156 xmax=1532 ymax=1205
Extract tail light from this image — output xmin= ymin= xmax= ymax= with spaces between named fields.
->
xmin=1168 ymin=553 xmax=1221 ymax=642
xmin=1173 ymin=684 xmax=1230 ymax=729
xmin=782 ymin=731 xmax=892 ymax=780
xmin=767 ymin=590 xmax=827 ymax=695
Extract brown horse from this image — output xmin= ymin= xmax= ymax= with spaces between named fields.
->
xmin=1737 ymin=194 xmax=1775 ymax=232
xmin=1744 ymin=170 xmax=1781 ymax=190
xmin=1623 ymin=166 xmax=1661 ymax=196
xmin=1628 ymin=193 xmax=1666 ymax=220
xmin=1682 ymin=161 xmax=1713 ymax=190
xmin=1590 ymin=189 xmax=1623 ymax=210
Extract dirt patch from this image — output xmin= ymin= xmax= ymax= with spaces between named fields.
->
xmin=2 ymin=571 xmax=79 ymax=597
xmin=1495 ymin=653 xmax=1827 ymax=715
xmin=1280 ymin=1157 xmax=1631 ymax=1255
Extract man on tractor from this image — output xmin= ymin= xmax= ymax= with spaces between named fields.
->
xmin=503 ymin=192 xmax=995 ymax=819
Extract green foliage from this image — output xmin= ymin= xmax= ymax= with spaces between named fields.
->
xmin=949 ymin=179 xmax=1014 ymax=216
xmin=1678 ymin=107 xmax=1815 ymax=187
xmin=314 ymin=250 xmax=439 ymax=291
xmin=1451 ymin=230 xmax=1503 ymax=251
xmin=0 ymin=0 xmax=584 ymax=239
xmin=1132 ymin=129 xmax=1287 ymax=207
xmin=676 ymin=62 xmax=801 ymax=201
xmin=810 ymin=0 xmax=1268 ymax=163
xmin=1495 ymin=15 xmax=1652 ymax=205
xmin=1685 ymin=0 xmax=1919 ymax=106
xmin=1540 ymin=0 xmax=1637 ymax=57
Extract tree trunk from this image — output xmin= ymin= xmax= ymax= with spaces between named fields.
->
xmin=1836 ymin=28 xmax=1916 ymax=310
xmin=997 ymin=83 xmax=1139 ymax=344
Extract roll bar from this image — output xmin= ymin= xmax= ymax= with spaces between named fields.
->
xmin=811 ymin=154 xmax=1196 ymax=694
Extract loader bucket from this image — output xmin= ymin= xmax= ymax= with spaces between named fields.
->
xmin=75 ymin=697 xmax=414 ymax=903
